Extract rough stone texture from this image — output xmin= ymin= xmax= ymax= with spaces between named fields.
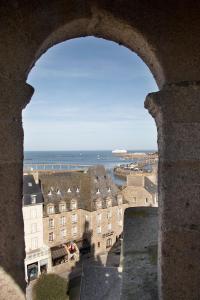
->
xmin=145 ymin=83 xmax=200 ymax=300
xmin=80 ymin=265 xmax=121 ymax=300
xmin=121 ymin=207 xmax=158 ymax=300
xmin=0 ymin=81 xmax=33 ymax=295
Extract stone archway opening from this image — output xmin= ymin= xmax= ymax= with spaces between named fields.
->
xmin=23 ymin=35 xmax=158 ymax=298
xmin=0 ymin=8 xmax=165 ymax=299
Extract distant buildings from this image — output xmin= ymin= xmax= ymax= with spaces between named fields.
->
xmin=23 ymin=166 xmax=128 ymax=282
xmin=22 ymin=165 xmax=158 ymax=282
xmin=122 ymin=173 xmax=158 ymax=207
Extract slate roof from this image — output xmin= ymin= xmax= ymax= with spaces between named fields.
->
xmin=144 ymin=177 xmax=157 ymax=196
xmin=39 ymin=165 xmax=122 ymax=214
xmin=23 ymin=174 xmax=43 ymax=206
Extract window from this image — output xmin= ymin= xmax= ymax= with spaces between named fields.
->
xmin=97 ymin=213 xmax=101 ymax=223
xmin=72 ymin=226 xmax=77 ymax=236
xmin=106 ymin=199 xmax=112 ymax=207
xmin=60 ymin=216 xmax=66 ymax=226
xmin=31 ymin=194 xmax=36 ymax=204
xmin=48 ymin=206 xmax=54 ymax=214
xmin=96 ymin=200 xmax=102 ymax=210
xmin=98 ymin=242 xmax=101 ymax=248
xmin=107 ymin=210 xmax=112 ymax=219
xmin=85 ymin=215 xmax=89 ymax=221
xmin=31 ymin=223 xmax=37 ymax=233
xmin=96 ymin=189 xmax=100 ymax=195
xmin=71 ymin=214 xmax=78 ymax=223
xmin=31 ymin=237 xmax=38 ymax=250
xmin=106 ymin=238 xmax=112 ymax=248
xmin=145 ymin=198 xmax=148 ymax=204
xmin=49 ymin=232 xmax=54 ymax=242
xmin=57 ymin=189 xmax=61 ymax=195
xmin=97 ymin=226 xmax=101 ymax=234
xmin=31 ymin=208 xmax=37 ymax=218
xmin=71 ymin=200 xmax=77 ymax=210
xmin=49 ymin=218 xmax=54 ymax=228
xmin=61 ymin=229 xmax=66 ymax=238
xmin=28 ymin=182 xmax=32 ymax=187
xmin=108 ymin=223 xmax=112 ymax=231
xmin=60 ymin=203 xmax=66 ymax=212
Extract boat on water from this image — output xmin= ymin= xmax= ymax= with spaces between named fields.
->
xmin=112 ymin=149 xmax=127 ymax=154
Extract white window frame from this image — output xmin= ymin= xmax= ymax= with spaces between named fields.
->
xmin=71 ymin=226 xmax=77 ymax=236
xmin=71 ymin=200 xmax=77 ymax=210
xmin=97 ymin=226 xmax=101 ymax=234
xmin=60 ymin=216 xmax=66 ymax=226
xmin=31 ymin=237 xmax=38 ymax=250
xmin=49 ymin=218 xmax=54 ymax=229
xmin=49 ymin=232 xmax=54 ymax=242
xmin=61 ymin=229 xmax=66 ymax=238
xmin=71 ymin=214 xmax=78 ymax=224
xmin=60 ymin=203 xmax=66 ymax=212
xmin=48 ymin=206 xmax=54 ymax=214
xmin=31 ymin=194 xmax=36 ymax=204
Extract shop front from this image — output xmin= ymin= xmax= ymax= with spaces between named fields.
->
xmin=27 ymin=262 xmax=38 ymax=282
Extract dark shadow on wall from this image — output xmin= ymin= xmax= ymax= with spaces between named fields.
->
xmin=67 ymin=220 xmax=122 ymax=299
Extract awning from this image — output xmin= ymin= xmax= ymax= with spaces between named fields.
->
xmin=51 ymin=246 xmax=68 ymax=260
xmin=27 ymin=263 xmax=38 ymax=270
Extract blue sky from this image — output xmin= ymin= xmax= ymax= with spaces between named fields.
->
xmin=23 ymin=37 xmax=158 ymax=151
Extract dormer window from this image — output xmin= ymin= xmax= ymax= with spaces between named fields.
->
xmin=71 ymin=199 xmax=77 ymax=210
xmin=96 ymin=199 xmax=102 ymax=210
xmin=31 ymin=194 xmax=36 ymax=204
xmin=48 ymin=190 xmax=52 ymax=196
xmin=57 ymin=189 xmax=61 ymax=195
xmin=106 ymin=198 xmax=112 ymax=208
xmin=48 ymin=205 xmax=54 ymax=214
xmin=96 ymin=189 xmax=100 ymax=195
xmin=67 ymin=188 xmax=71 ymax=193
xmin=60 ymin=203 xmax=66 ymax=212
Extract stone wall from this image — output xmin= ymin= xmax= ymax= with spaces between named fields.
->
xmin=0 ymin=1 xmax=200 ymax=299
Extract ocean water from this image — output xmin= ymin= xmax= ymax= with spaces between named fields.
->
xmin=24 ymin=150 xmax=152 ymax=185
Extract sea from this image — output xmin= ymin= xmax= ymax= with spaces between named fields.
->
xmin=24 ymin=150 xmax=153 ymax=186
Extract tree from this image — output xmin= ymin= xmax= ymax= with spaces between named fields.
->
xmin=33 ymin=273 xmax=69 ymax=300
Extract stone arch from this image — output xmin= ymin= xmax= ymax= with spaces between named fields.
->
xmin=25 ymin=10 xmax=163 ymax=90
xmin=2 ymin=2 xmax=200 ymax=300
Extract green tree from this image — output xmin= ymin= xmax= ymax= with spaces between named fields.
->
xmin=33 ymin=273 xmax=69 ymax=300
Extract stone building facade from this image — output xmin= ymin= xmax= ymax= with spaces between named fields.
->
xmin=122 ymin=174 xmax=158 ymax=207
xmin=22 ymin=174 xmax=51 ymax=282
xmin=40 ymin=166 xmax=127 ymax=261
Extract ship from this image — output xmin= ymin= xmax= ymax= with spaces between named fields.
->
xmin=112 ymin=149 xmax=127 ymax=154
